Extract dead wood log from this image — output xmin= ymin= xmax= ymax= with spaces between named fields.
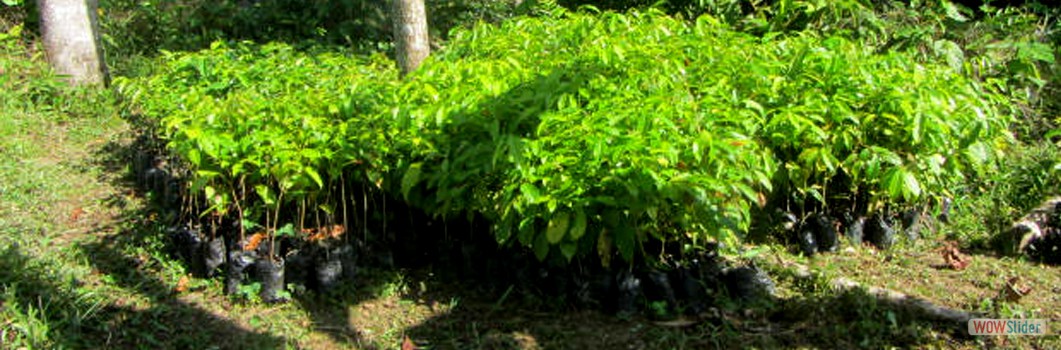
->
xmin=784 ymin=262 xmax=978 ymax=325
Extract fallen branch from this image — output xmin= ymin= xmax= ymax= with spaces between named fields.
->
xmin=784 ymin=262 xmax=978 ymax=325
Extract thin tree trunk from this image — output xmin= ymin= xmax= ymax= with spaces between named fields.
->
xmin=38 ymin=0 xmax=108 ymax=86
xmin=391 ymin=0 xmax=430 ymax=76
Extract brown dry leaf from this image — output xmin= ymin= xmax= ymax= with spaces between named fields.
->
xmin=243 ymin=232 xmax=267 ymax=252
xmin=1000 ymin=276 xmax=1033 ymax=303
xmin=939 ymin=242 xmax=970 ymax=270
xmin=327 ymin=224 xmax=345 ymax=239
xmin=401 ymin=335 xmax=418 ymax=350
xmin=174 ymin=275 xmax=190 ymax=293
xmin=305 ymin=227 xmax=324 ymax=242
xmin=69 ymin=207 xmax=84 ymax=222
xmin=307 ymin=225 xmax=345 ymax=242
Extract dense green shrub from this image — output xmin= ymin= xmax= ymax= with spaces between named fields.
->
xmin=98 ymin=0 xmax=521 ymax=69
xmin=117 ymin=42 xmax=398 ymax=246
xmin=121 ymin=9 xmax=1014 ymax=266
xmin=391 ymin=13 xmax=780 ymax=263
xmin=389 ymin=10 xmax=1013 ymax=262
xmin=557 ymin=0 xmax=884 ymax=37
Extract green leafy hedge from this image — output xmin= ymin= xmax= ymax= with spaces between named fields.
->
xmin=117 ymin=42 xmax=399 ymax=240
xmin=119 ymin=9 xmax=1014 ymax=266
xmin=391 ymin=13 xmax=780 ymax=264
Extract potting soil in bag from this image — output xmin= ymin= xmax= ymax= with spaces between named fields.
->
xmin=203 ymin=237 xmax=226 ymax=277
xmin=225 ymin=250 xmax=257 ymax=295
xmin=814 ymin=214 xmax=838 ymax=253
xmin=723 ymin=265 xmax=775 ymax=302
xmin=901 ymin=209 xmax=922 ymax=241
xmin=643 ymin=269 xmax=677 ymax=308
xmin=798 ymin=230 xmax=817 ymax=257
xmin=315 ymin=249 xmax=343 ymax=291
xmin=672 ymin=263 xmax=709 ymax=315
xmin=284 ymin=249 xmax=311 ymax=291
xmin=615 ymin=270 xmax=642 ymax=317
xmin=257 ymin=258 xmax=287 ymax=303
xmin=335 ymin=244 xmax=357 ymax=281
xmin=169 ymin=226 xmax=202 ymax=266
xmin=866 ymin=214 xmax=897 ymax=249
xmin=846 ymin=216 xmax=865 ymax=246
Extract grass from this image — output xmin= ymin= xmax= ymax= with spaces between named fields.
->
xmin=762 ymin=239 xmax=1061 ymax=349
xmin=3 ymin=17 xmax=1061 ymax=350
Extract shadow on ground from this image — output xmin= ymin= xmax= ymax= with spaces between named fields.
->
xmin=80 ymin=236 xmax=294 ymax=349
xmin=0 ymin=242 xmax=291 ymax=349
xmin=367 ymin=271 xmax=977 ymax=349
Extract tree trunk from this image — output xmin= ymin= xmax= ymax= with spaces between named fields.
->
xmin=37 ymin=0 xmax=108 ymax=86
xmin=390 ymin=0 xmax=430 ymax=77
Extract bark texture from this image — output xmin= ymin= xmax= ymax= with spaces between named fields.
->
xmin=391 ymin=0 xmax=430 ymax=76
xmin=38 ymin=0 xmax=108 ymax=86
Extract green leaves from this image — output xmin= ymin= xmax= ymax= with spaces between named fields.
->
xmin=304 ymin=167 xmax=324 ymax=189
xmin=123 ymin=10 xmax=1014 ymax=268
xmin=884 ymin=167 xmax=922 ymax=202
xmin=613 ymin=223 xmax=636 ymax=263
xmin=400 ymin=162 xmax=423 ymax=201
xmin=276 ymin=223 xmax=296 ymax=238
xmin=255 ymin=185 xmax=275 ymax=206
xmin=121 ymin=41 xmax=395 ymax=238
xmin=569 ymin=209 xmax=588 ymax=240
xmin=545 ymin=212 xmax=570 ymax=244
xmin=390 ymin=11 xmax=784 ymax=264
xmin=520 ymin=183 xmax=548 ymax=205
xmin=532 ymin=229 xmax=550 ymax=261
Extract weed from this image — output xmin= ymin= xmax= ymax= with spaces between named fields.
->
xmin=945 ymin=142 xmax=1061 ymax=250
